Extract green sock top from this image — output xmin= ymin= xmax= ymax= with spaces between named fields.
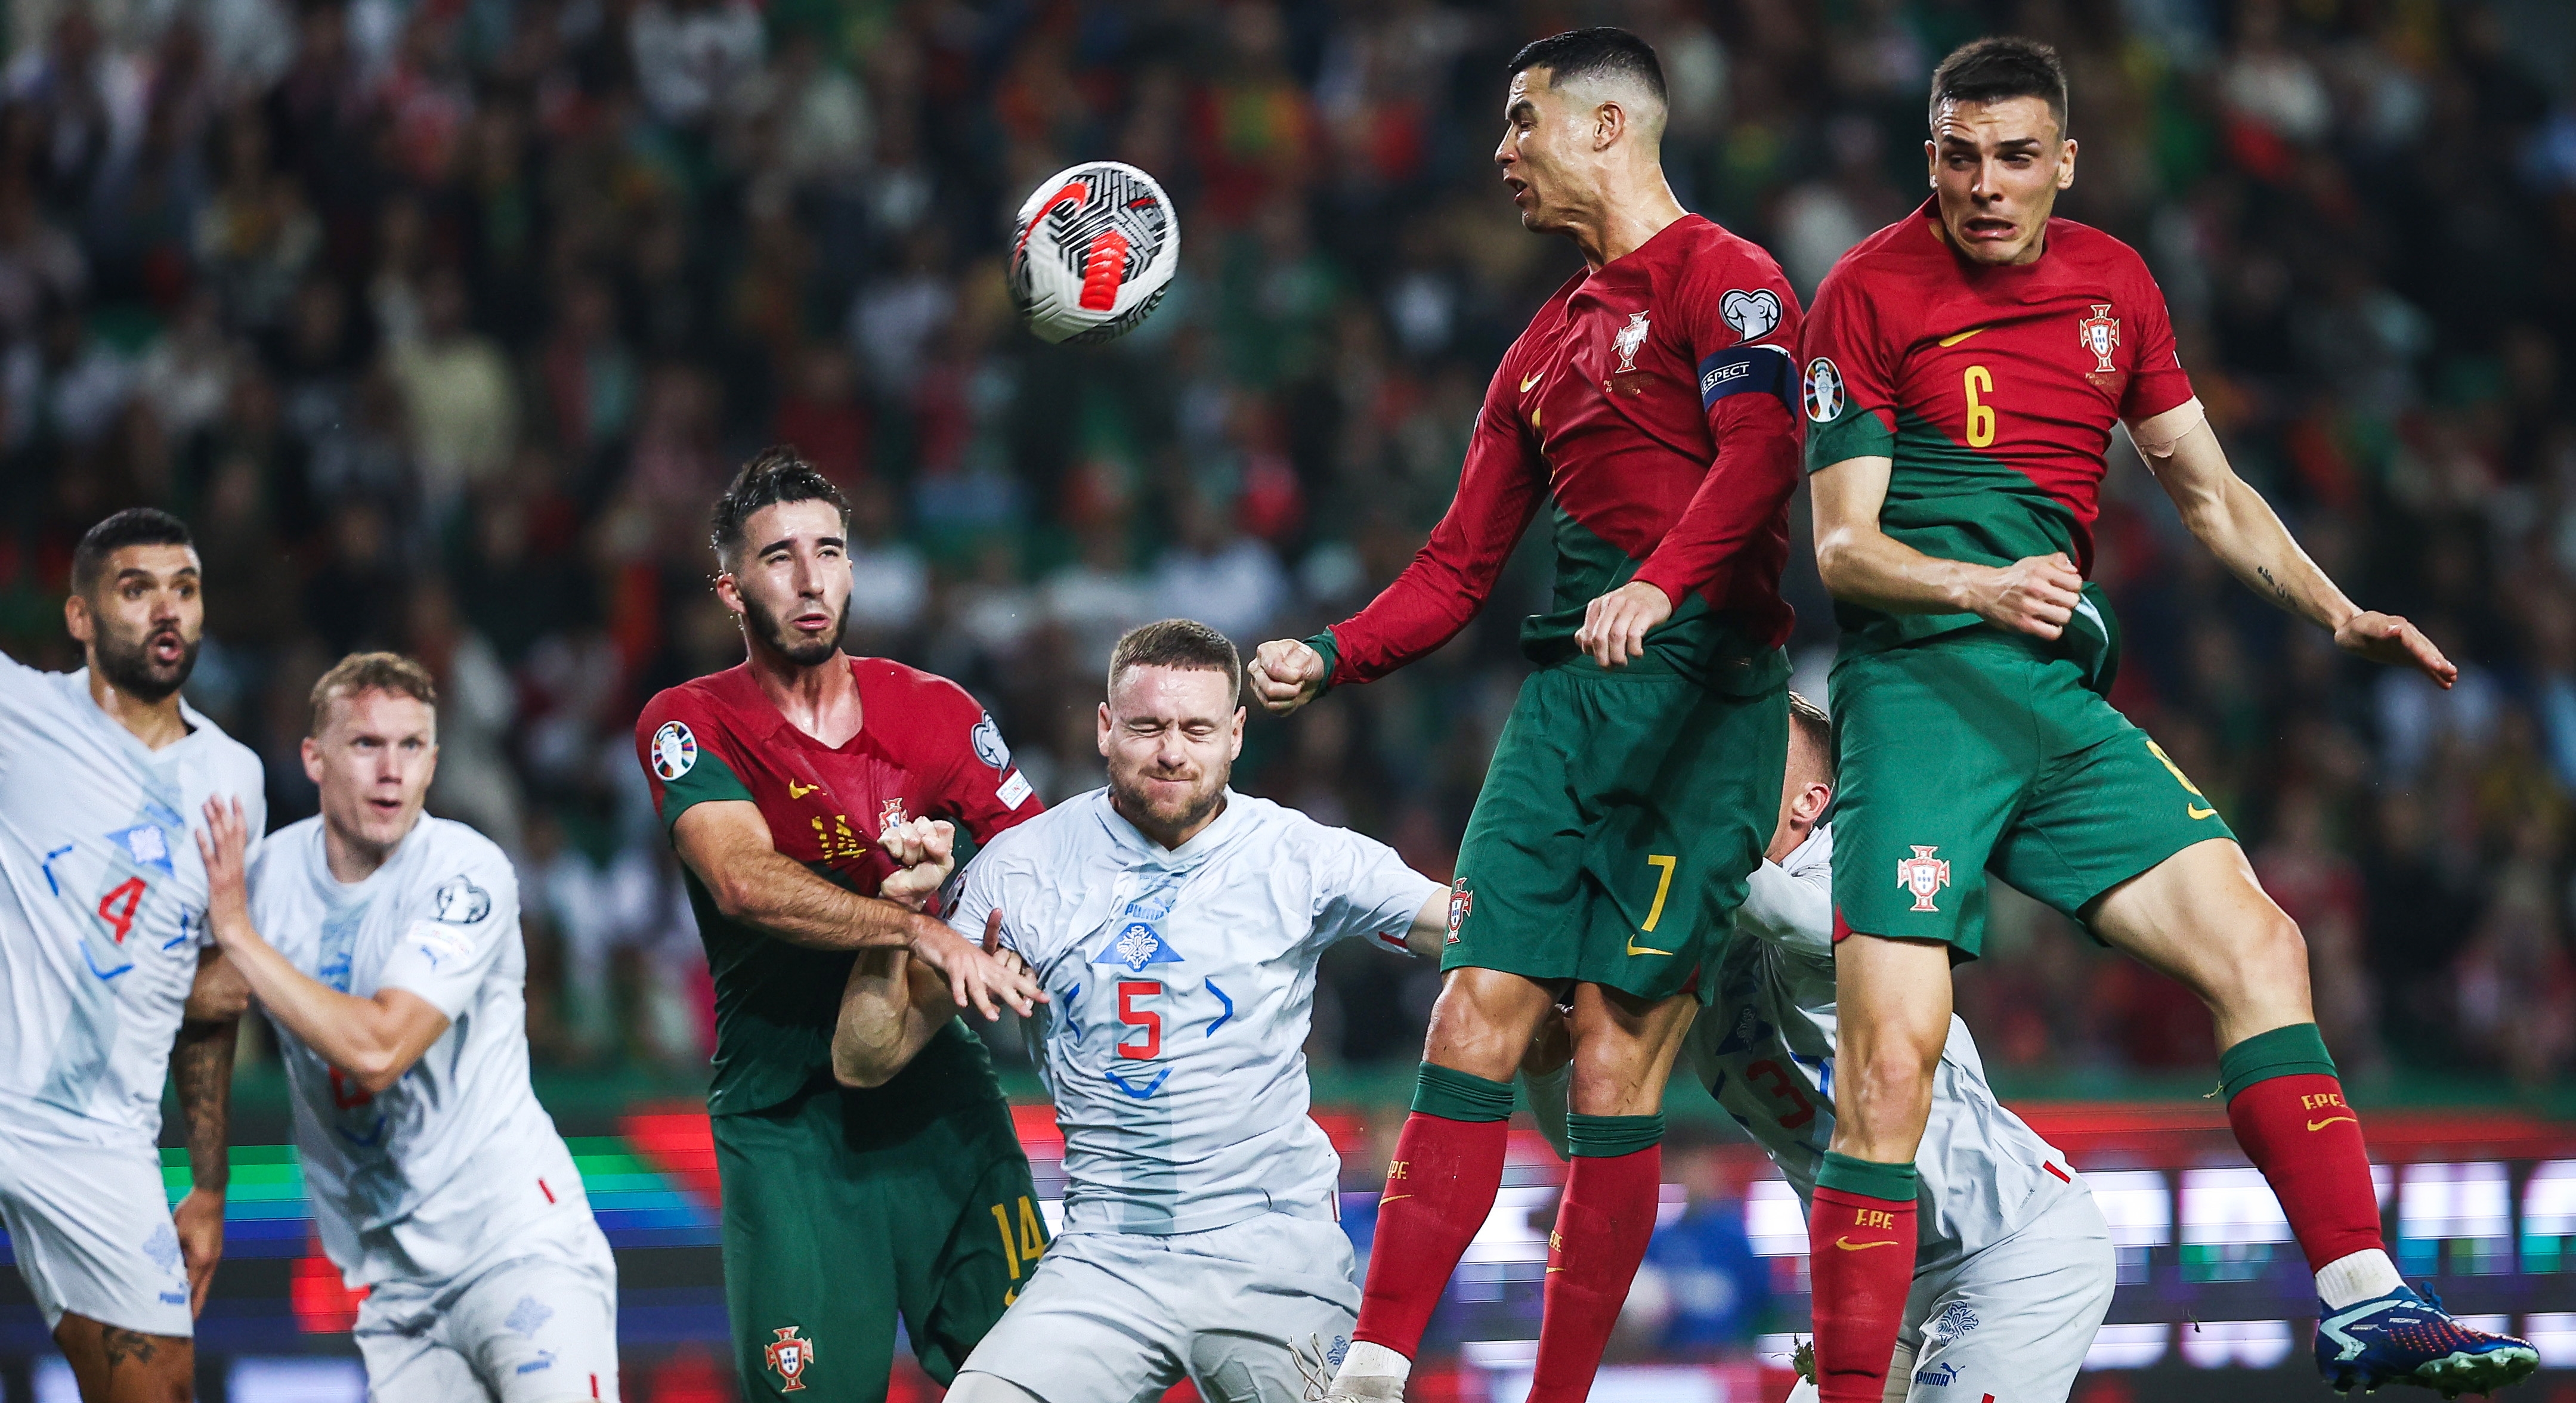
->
xmin=1816 ymin=1150 xmax=1919 ymax=1204
xmin=2218 ymin=1022 xmax=2339 ymax=1101
xmin=1566 ymin=1113 xmax=1665 ymax=1157
xmin=1412 ymin=1061 xmax=1515 ymax=1122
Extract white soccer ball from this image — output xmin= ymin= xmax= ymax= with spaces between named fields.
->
xmin=1007 ymin=161 xmax=1179 ymax=345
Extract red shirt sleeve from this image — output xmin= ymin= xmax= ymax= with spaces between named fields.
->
xmin=1322 ymin=356 xmax=1547 ymax=686
xmin=919 ymin=683 xmax=1044 ymax=845
xmin=1631 ymin=259 xmax=1806 ymax=607
xmin=1798 ymin=256 xmax=1903 ymax=470
xmin=636 ymin=686 xmax=758 ymax=829
xmin=2119 ymin=259 xmax=2194 ymax=422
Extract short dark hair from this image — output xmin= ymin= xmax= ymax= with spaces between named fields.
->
xmin=710 ymin=447 xmax=850 ymax=568
xmin=1507 ymin=27 xmax=1665 ymax=109
xmin=309 ymin=651 xmax=438 ymax=737
xmin=1108 ymin=620 xmax=1243 ymax=702
xmin=71 ymin=508 xmax=194 ymax=594
xmin=1929 ymin=36 xmax=2068 ymax=137
xmin=1788 ymin=690 xmax=1835 ymax=783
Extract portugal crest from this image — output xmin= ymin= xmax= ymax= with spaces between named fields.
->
xmin=2078 ymin=303 xmax=2120 ymax=373
xmin=765 ymin=1326 xmax=815 ymax=1391
xmin=1896 ymin=845 xmax=1952 ymax=913
xmin=1446 ymin=879 xmax=1473 ymax=946
xmin=1612 ymin=311 xmax=1652 ymax=373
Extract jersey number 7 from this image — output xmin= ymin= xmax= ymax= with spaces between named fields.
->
xmin=1117 ymin=981 xmax=1162 ymax=1060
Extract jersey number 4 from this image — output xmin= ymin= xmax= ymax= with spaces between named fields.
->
xmin=95 ymin=877 xmax=147 ymax=944
xmin=1117 ymin=981 xmax=1162 ymax=1060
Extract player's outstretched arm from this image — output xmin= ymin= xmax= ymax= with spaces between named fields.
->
xmin=1811 ymin=454 xmax=2087 ymax=639
xmin=195 ymin=798 xmax=453 ymax=1097
xmin=171 ymin=950 xmax=244 ymax=1316
xmin=672 ymin=800 xmax=1041 ymax=1018
xmin=1399 ymin=889 xmax=1451 ymax=959
xmin=833 ymin=909 xmax=1016 ymax=1088
xmin=2132 ymin=400 xmax=2457 ymax=687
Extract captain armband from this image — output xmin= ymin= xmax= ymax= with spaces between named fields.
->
xmin=2128 ymin=397 xmax=2206 ymax=459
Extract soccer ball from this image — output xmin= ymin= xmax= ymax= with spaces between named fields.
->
xmin=1007 ymin=161 xmax=1179 ymax=345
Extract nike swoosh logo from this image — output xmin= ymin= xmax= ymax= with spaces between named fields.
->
xmin=1937 ymin=326 xmax=1987 ymax=347
xmin=1626 ymin=937 xmax=1675 ymax=956
xmin=1520 ymin=373 xmax=1542 ymax=392
xmin=2308 ymin=1116 xmax=2357 ymax=1131
xmin=788 ymin=780 xmax=820 ymax=798
xmin=1545 ymin=1266 xmax=1565 ymax=1274
xmin=2187 ymin=804 xmax=2216 ymax=819
xmin=1379 ymin=1194 xmax=1412 ymax=1204
xmin=1835 ymin=1237 xmax=1900 ymax=1252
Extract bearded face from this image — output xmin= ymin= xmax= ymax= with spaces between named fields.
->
xmin=76 ymin=544 xmax=203 ymax=703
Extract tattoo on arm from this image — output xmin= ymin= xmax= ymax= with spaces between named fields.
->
xmin=100 ymin=1325 xmax=159 ymax=1368
xmin=171 ymin=1019 xmax=236 ymax=1193
xmin=2256 ymin=565 xmax=2296 ymax=611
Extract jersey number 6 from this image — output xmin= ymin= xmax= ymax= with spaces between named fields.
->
xmin=1964 ymin=365 xmax=1996 ymax=448
xmin=1117 ymin=981 xmax=1162 ymax=1060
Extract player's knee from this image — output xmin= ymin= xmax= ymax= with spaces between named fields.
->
xmin=1837 ymin=1045 xmax=1937 ymax=1136
xmin=2206 ymin=905 xmax=2309 ymax=1007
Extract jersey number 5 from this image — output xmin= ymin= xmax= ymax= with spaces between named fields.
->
xmin=1117 ymin=981 xmax=1162 ymax=1060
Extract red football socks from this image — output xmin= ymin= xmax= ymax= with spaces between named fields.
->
xmin=1527 ymin=1145 xmax=1662 ymax=1403
xmin=2227 ymin=1071 xmax=2386 ymax=1269
xmin=1808 ymin=1181 xmax=1918 ymax=1403
xmin=1352 ymin=1110 xmax=1508 ymax=1356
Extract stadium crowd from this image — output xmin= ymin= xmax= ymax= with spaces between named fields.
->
xmin=0 ymin=0 xmax=2569 ymax=1091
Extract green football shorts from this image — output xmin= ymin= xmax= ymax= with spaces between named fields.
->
xmin=1444 ymin=659 xmax=1788 ymax=1004
xmin=711 ymin=1040 xmax=1047 ymax=1401
xmin=1829 ymin=629 xmax=2238 ymax=957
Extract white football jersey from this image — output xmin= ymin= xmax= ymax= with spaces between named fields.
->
xmin=950 ymin=788 xmax=1442 ymax=1237
xmin=249 ymin=813 xmax=587 ymax=1288
xmin=0 ymin=654 xmax=265 ymax=1146
xmin=1691 ymin=825 xmax=2080 ymax=1268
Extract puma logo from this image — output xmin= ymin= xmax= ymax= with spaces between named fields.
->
xmin=787 ymin=779 xmax=820 ymax=799
xmin=1835 ymin=1237 xmax=1900 ymax=1252
xmin=1520 ymin=372 xmax=1542 ymax=393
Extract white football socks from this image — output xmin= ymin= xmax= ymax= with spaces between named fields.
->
xmin=2317 ymin=1248 xmax=2404 ymax=1309
xmin=1338 ymin=1341 xmax=1412 ymax=1385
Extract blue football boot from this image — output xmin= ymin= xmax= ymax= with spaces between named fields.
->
xmin=2315 ymin=1284 xmax=2540 ymax=1396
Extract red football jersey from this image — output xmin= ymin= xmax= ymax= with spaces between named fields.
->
xmin=1318 ymin=213 xmax=1804 ymax=689
xmin=1801 ymin=199 xmax=2193 ymax=649
xmin=635 ymin=656 xmax=1041 ymax=1113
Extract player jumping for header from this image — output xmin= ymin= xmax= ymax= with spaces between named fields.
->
xmin=1253 ymin=27 xmax=1805 ymax=1403
xmin=196 ymin=654 xmax=620 ymax=1402
xmin=0 ymin=509 xmax=262 ymax=1403
xmin=634 ymin=450 xmax=1050 ymax=1402
xmin=1522 ymin=696 xmax=2114 ymax=1403
xmin=840 ymin=620 xmax=1456 ymax=1403
xmin=1799 ymin=37 xmax=2535 ymax=1400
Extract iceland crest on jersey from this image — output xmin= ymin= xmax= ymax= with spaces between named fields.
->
xmin=1096 ymin=919 xmax=1183 ymax=971
xmin=1092 ymin=880 xmax=1185 ymax=971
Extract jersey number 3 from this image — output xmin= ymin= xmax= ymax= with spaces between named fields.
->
xmin=1117 ymin=981 xmax=1162 ymax=1060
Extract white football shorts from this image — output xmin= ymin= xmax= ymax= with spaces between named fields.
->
xmin=955 ymin=1211 xmax=1359 ymax=1403
xmin=0 ymin=1119 xmax=193 ymax=1336
xmin=352 ymin=1209 xmax=621 ymax=1403
xmin=1789 ymin=1185 xmax=2117 ymax=1403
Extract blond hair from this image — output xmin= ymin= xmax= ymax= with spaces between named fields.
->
xmin=308 ymin=652 xmax=439 ymax=738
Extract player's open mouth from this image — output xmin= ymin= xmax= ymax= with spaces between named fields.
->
xmin=1961 ymin=217 xmax=2018 ymax=241
xmin=147 ymin=632 xmax=185 ymax=662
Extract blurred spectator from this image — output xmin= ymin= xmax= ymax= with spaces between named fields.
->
xmin=388 ymin=265 xmax=517 ymax=509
